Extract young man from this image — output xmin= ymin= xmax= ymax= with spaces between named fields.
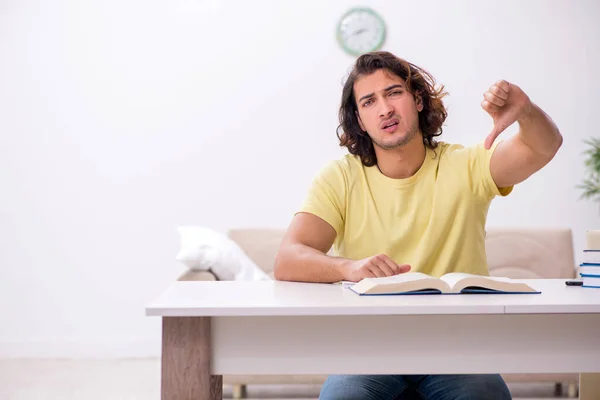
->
xmin=273 ymin=51 xmax=562 ymax=399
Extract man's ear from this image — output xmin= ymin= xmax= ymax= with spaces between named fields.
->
xmin=415 ymin=92 xmax=424 ymax=112
xmin=355 ymin=111 xmax=366 ymax=131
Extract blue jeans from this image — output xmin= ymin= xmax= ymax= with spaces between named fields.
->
xmin=319 ymin=374 xmax=512 ymax=400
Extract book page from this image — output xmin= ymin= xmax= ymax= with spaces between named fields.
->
xmin=350 ymin=271 xmax=449 ymax=295
xmin=440 ymin=272 xmax=511 ymax=289
xmin=365 ymin=272 xmax=436 ymax=284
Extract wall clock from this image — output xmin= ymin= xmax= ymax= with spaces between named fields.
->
xmin=336 ymin=7 xmax=386 ymax=56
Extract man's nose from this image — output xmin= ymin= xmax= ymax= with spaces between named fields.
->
xmin=379 ymin=99 xmax=394 ymax=117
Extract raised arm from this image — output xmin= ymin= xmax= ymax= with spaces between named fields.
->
xmin=481 ymin=80 xmax=563 ymax=188
xmin=273 ymin=212 xmax=409 ymax=283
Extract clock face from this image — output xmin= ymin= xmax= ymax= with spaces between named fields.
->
xmin=337 ymin=8 xmax=386 ymax=56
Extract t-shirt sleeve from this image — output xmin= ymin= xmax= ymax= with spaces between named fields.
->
xmin=465 ymin=140 xmax=514 ymax=201
xmin=297 ymin=160 xmax=347 ymax=235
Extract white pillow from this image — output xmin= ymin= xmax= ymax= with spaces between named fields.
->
xmin=175 ymin=226 xmax=271 ymax=281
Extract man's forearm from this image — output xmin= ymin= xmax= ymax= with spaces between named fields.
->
xmin=517 ymin=102 xmax=563 ymax=158
xmin=273 ymin=243 xmax=351 ymax=283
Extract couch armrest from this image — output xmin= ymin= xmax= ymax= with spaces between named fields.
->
xmin=177 ymin=270 xmax=218 ymax=281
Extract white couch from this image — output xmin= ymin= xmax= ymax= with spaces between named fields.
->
xmin=177 ymin=227 xmax=580 ymax=398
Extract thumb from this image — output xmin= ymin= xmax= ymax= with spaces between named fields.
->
xmin=484 ymin=129 xmax=499 ymax=150
xmin=484 ymin=119 xmax=509 ymax=149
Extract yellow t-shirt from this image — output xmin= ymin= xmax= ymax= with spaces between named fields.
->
xmin=298 ymin=141 xmax=513 ymax=277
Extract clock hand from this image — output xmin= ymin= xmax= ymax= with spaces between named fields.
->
xmin=350 ymin=28 xmax=367 ymax=36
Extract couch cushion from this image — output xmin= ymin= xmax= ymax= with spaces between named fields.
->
xmin=485 ymin=228 xmax=576 ymax=279
xmin=227 ymin=227 xmax=576 ymax=279
xmin=227 ymin=229 xmax=286 ymax=275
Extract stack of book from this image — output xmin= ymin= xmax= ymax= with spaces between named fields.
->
xmin=581 ymin=230 xmax=600 ymax=288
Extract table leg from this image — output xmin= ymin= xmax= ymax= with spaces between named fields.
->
xmin=161 ymin=317 xmax=222 ymax=400
xmin=579 ymin=373 xmax=600 ymax=400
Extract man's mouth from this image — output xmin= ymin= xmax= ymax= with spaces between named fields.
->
xmin=381 ymin=118 xmax=399 ymax=132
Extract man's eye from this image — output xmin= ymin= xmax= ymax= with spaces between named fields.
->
xmin=363 ymin=100 xmax=373 ymax=107
xmin=390 ymin=91 xmax=403 ymax=96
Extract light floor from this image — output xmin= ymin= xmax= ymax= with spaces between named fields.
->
xmin=0 ymin=359 xmax=577 ymax=399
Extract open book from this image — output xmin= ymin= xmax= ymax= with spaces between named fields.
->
xmin=347 ymin=272 xmax=540 ymax=295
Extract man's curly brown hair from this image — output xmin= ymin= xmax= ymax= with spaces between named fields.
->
xmin=337 ymin=51 xmax=449 ymax=167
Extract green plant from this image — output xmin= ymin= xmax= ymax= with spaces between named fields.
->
xmin=578 ymin=137 xmax=600 ymax=202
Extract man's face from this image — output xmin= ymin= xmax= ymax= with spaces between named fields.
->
xmin=353 ymin=69 xmax=423 ymax=150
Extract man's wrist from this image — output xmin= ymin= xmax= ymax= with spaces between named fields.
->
xmin=516 ymin=100 xmax=536 ymax=127
xmin=333 ymin=257 xmax=352 ymax=281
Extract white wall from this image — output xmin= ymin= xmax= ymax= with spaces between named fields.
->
xmin=1 ymin=0 xmax=599 ymax=357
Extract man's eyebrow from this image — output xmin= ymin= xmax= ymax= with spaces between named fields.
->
xmin=357 ymin=84 xmax=405 ymax=103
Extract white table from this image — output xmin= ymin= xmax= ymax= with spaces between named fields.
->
xmin=146 ymin=279 xmax=600 ymax=400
